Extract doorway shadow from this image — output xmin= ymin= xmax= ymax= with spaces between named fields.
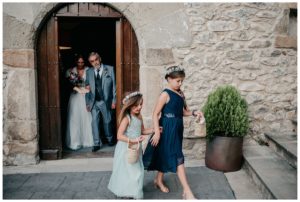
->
xmin=59 ymin=17 xmax=117 ymax=157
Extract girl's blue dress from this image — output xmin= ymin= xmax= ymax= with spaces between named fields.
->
xmin=143 ymin=88 xmax=185 ymax=173
xmin=108 ymin=115 xmax=144 ymax=199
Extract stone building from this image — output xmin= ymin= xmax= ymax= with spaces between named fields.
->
xmin=3 ymin=2 xmax=297 ymax=165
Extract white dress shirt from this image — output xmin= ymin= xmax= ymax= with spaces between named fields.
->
xmin=94 ymin=64 xmax=104 ymax=78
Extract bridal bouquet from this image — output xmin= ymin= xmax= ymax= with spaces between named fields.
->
xmin=66 ymin=69 xmax=88 ymax=93
xmin=66 ymin=70 xmax=85 ymax=87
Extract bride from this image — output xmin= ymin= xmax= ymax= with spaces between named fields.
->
xmin=65 ymin=55 xmax=93 ymax=150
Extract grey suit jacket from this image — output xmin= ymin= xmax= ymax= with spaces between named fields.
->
xmin=85 ymin=64 xmax=116 ymax=110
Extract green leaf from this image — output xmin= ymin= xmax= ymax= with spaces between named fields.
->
xmin=202 ymin=85 xmax=249 ymax=141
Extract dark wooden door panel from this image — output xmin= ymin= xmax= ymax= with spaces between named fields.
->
xmin=116 ymin=18 xmax=140 ymax=119
xmin=122 ymin=18 xmax=140 ymax=93
xmin=37 ymin=17 xmax=61 ymax=160
xmin=55 ymin=3 xmax=122 ymax=18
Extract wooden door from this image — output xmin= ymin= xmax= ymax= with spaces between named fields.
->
xmin=37 ymin=3 xmax=139 ymax=160
xmin=37 ymin=17 xmax=62 ymax=160
xmin=116 ymin=18 xmax=140 ymax=117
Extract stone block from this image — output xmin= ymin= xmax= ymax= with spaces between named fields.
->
xmin=194 ymin=31 xmax=218 ymax=44
xmin=207 ymin=20 xmax=238 ymax=32
xmin=250 ymin=22 xmax=272 ymax=33
xmin=227 ymin=50 xmax=253 ymax=61
xmin=225 ymin=7 xmax=257 ymax=19
xmin=275 ymin=35 xmax=297 ymax=49
xmin=123 ymin=3 xmax=183 ymax=28
xmin=109 ymin=3 xmax=131 ymax=12
xmin=256 ymin=11 xmax=277 ymax=18
xmin=260 ymin=49 xmax=281 ymax=57
xmin=238 ymin=71 xmax=257 ymax=81
xmin=248 ymin=40 xmax=271 ymax=48
xmin=7 ymin=140 xmax=38 ymax=155
xmin=215 ymin=42 xmax=234 ymax=50
xmin=190 ymin=16 xmax=206 ymax=25
xmin=172 ymin=48 xmax=190 ymax=59
xmin=287 ymin=3 xmax=297 ymax=9
xmin=137 ymin=9 xmax=192 ymax=48
xmin=246 ymin=92 xmax=264 ymax=105
xmin=230 ymin=30 xmax=255 ymax=41
xmin=5 ymin=120 xmax=37 ymax=141
xmin=145 ymin=49 xmax=175 ymax=65
xmin=12 ymin=153 xmax=39 ymax=165
xmin=6 ymin=69 xmax=37 ymax=120
xmin=139 ymin=66 xmax=163 ymax=116
xmin=3 ymin=13 xmax=34 ymax=49
xmin=260 ymin=58 xmax=279 ymax=66
xmin=183 ymin=54 xmax=204 ymax=67
xmin=266 ymin=84 xmax=291 ymax=94
xmin=239 ymin=82 xmax=265 ymax=92
xmin=274 ymin=9 xmax=289 ymax=34
xmin=3 ymin=49 xmax=34 ymax=68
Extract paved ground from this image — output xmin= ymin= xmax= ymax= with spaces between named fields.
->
xmin=4 ymin=167 xmax=235 ymax=199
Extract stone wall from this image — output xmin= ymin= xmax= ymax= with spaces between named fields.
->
xmin=3 ymin=3 xmax=56 ymax=165
xmin=179 ymin=3 xmax=297 ymax=157
xmin=3 ymin=3 xmax=297 ymax=165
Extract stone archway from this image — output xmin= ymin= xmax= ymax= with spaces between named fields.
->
xmin=35 ymin=3 xmax=140 ymax=160
xmin=4 ymin=2 xmax=192 ymax=165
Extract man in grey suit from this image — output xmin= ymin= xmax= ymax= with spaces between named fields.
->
xmin=85 ymin=52 xmax=116 ymax=152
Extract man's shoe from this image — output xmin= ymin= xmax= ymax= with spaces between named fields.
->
xmin=92 ymin=146 xmax=100 ymax=152
xmin=108 ymin=142 xmax=115 ymax=146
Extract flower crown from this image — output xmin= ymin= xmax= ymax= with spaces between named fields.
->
xmin=122 ymin=91 xmax=143 ymax=104
xmin=165 ymin=65 xmax=185 ymax=76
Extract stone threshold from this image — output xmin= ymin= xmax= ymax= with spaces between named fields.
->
xmin=3 ymin=158 xmax=205 ymax=175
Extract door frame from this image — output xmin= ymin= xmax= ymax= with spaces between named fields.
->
xmin=36 ymin=3 xmax=139 ymax=160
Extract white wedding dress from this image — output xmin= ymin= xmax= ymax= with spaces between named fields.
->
xmin=65 ymin=67 xmax=94 ymax=150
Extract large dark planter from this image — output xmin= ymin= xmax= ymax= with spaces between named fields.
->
xmin=205 ymin=136 xmax=244 ymax=172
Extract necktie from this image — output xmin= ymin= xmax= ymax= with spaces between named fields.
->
xmin=96 ymin=69 xmax=100 ymax=80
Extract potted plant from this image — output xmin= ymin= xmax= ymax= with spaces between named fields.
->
xmin=202 ymin=85 xmax=249 ymax=172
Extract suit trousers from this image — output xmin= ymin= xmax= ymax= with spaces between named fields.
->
xmin=91 ymin=100 xmax=113 ymax=146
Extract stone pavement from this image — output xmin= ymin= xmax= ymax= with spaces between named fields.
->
xmin=4 ymin=167 xmax=235 ymax=199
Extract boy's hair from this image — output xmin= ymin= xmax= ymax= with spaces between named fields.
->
xmin=118 ymin=91 xmax=143 ymax=124
xmin=165 ymin=65 xmax=185 ymax=80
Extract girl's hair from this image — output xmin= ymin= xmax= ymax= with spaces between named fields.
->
xmin=118 ymin=92 xmax=143 ymax=124
xmin=165 ymin=65 xmax=185 ymax=80
xmin=178 ymin=89 xmax=188 ymax=110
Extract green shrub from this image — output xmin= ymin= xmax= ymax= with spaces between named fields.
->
xmin=202 ymin=85 xmax=249 ymax=141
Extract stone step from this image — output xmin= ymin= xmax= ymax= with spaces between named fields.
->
xmin=225 ymin=169 xmax=264 ymax=199
xmin=243 ymin=145 xmax=297 ymax=199
xmin=264 ymin=133 xmax=297 ymax=169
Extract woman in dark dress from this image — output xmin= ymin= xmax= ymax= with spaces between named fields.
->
xmin=143 ymin=65 xmax=203 ymax=199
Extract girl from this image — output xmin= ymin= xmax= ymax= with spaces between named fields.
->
xmin=108 ymin=91 xmax=155 ymax=199
xmin=145 ymin=65 xmax=203 ymax=199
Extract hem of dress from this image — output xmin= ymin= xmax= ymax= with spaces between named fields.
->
xmin=108 ymin=186 xmax=143 ymax=199
xmin=110 ymin=191 xmax=143 ymax=199
xmin=66 ymin=145 xmax=93 ymax=150
xmin=116 ymin=194 xmax=143 ymax=199
xmin=147 ymin=161 xmax=185 ymax=173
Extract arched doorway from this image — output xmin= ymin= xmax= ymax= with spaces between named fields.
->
xmin=36 ymin=3 xmax=139 ymax=160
